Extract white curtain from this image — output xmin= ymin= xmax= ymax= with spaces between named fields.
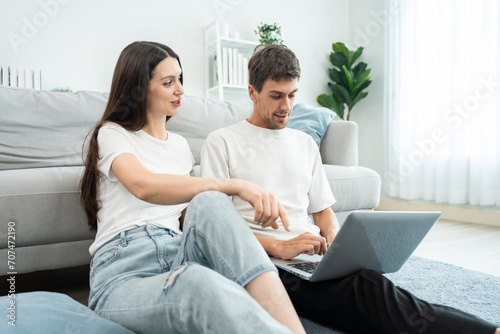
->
xmin=385 ymin=0 xmax=500 ymax=207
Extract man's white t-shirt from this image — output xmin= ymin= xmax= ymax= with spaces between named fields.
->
xmin=200 ymin=120 xmax=335 ymax=240
xmin=89 ymin=122 xmax=195 ymax=256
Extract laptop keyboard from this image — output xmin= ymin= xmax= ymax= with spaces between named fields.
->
xmin=287 ymin=262 xmax=319 ymax=274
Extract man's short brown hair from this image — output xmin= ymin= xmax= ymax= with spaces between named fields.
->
xmin=248 ymin=44 xmax=301 ymax=92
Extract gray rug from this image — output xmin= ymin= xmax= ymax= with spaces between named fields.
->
xmin=301 ymin=256 xmax=500 ymax=333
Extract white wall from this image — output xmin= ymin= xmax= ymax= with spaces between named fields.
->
xmin=1 ymin=0 xmax=388 ymax=193
xmin=348 ymin=0 xmax=386 ymax=193
xmin=0 ymin=0 xmax=349 ymax=104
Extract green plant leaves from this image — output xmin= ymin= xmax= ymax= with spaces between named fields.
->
xmin=352 ymin=75 xmax=372 ymax=97
xmin=352 ymin=62 xmax=368 ymax=80
xmin=329 ymin=68 xmax=348 ymax=87
xmin=351 ymin=91 xmax=369 ymax=109
xmin=330 ymin=52 xmax=348 ymax=69
xmin=348 ymin=47 xmax=363 ymax=68
xmin=332 ymin=42 xmax=348 ymax=56
xmin=328 ymin=83 xmax=350 ymax=104
xmin=331 ymin=42 xmax=364 ymax=69
xmin=317 ymin=42 xmax=372 ymax=120
xmin=317 ymin=94 xmax=345 ymax=120
xmin=255 ymin=22 xmax=284 ymax=45
xmin=343 ymin=66 xmax=353 ymax=91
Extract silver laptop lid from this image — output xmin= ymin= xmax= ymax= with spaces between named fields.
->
xmin=309 ymin=211 xmax=441 ymax=281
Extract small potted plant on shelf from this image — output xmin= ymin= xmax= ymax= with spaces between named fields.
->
xmin=51 ymin=87 xmax=73 ymax=92
xmin=317 ymin=42 xmax=372 ymax=121
xmin=254 ymin=22 xmax=284 ymax=45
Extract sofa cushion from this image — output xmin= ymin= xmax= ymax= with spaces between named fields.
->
xmin=0 ymin=167 xmax=95 ymax=248
xmin=0 ymin=240 xmax=93 ymax=274
xmin=166 ymin=95 xmax=253 ymax=164
xmin=288 ymin=103 xmax=335 ymax=148
xmin=0 ymin=292 xmax=134 ymax=333
xmin=0 ymin=165 xmax=95 ymax=273
xmin=0 ymin=87 xmax=107 ymax=171
xmin=324 ymin=165 xmax=381 ymax=212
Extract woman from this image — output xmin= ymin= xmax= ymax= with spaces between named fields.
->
xmin=80 ymin=41 xmax=305 ymax=334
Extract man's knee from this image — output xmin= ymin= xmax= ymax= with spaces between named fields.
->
xmin=353 ymin=269 xmax=396 ymax=293
xmin=358 ymin=269 xmax=382 ymax=280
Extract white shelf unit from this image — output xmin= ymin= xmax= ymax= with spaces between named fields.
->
xmin=0 ymin=66 xmax=42 ymax=89
xmin=204 ymin=21 xmax=259 ymax=101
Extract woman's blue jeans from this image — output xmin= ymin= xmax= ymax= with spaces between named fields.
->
xmin=88 ymin=191 xmax=292 ymax=334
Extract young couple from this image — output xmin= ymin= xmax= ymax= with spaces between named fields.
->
xmin=81 ymin=41 xmax=499 ymax=334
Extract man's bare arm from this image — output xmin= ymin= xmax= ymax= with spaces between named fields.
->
xmin=312 ymin=207 xmax=340 ymax=246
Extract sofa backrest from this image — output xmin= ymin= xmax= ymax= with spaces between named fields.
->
xmin=0 ymin=87 xmax=252 ymax=170
xmin=166 ymin=95 xmax=253 ymax=164
xmin=0 ymin=87 xmax=108 ymax=171
xmin=0 ymin=86 xmax=331 ymax=169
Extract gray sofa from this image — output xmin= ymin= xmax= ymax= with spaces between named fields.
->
xmin=0 ymin=86 xmax=381 ymax=276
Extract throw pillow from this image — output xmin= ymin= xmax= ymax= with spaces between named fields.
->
xmin=0 ymin=291 xmax=134 ymax=333
xmin=288 ymin=103 xmax=335 ymax=148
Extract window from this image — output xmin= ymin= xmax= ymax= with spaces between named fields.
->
xmin=385 ymin=0 xmax=500 ymax=206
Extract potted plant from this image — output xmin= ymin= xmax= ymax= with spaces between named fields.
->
xmin=52 ymin=87 xmax=73 ymax=92
xmin=317 ymin=42 xmax=372 ymax=120
xmin=254 ymin=22 xmax=284 ymax=45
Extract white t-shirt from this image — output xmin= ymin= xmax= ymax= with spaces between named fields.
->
xmin=89 ymin=122 xmax=195 ymax=255
xmin=200 ymin=120 xmax=335 ymax=240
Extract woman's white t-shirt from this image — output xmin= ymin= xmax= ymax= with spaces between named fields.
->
xmin=89 ymin=122 xmax=195 ymax=256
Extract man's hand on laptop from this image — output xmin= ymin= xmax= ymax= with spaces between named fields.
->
xmin=271 ymin=233 xmax=328 ymax=260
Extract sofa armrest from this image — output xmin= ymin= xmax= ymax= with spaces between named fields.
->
xmin=320 ymin=120 xmax=358 ymax=166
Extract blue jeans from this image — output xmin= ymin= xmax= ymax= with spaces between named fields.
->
xmin=88 ymin=191 xmax=292 ymax=334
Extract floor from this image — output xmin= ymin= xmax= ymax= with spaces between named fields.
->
xmin=3 ymin=218 xmax=500 ymax=306
xmin=1 ymin=264 xmax=91 ymax=305
xmin=412 ymin=218 xmax=500 ymax=277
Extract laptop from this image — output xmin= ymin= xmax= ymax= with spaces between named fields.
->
xmin=271 ymin=211 xmax=441 ymax=282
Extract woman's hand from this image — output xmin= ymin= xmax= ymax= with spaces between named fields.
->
xmin=234 ymin=180 xmax=290 ymax=231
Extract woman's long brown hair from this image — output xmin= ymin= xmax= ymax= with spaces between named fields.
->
xmin=80 ymin=41 xmax=183 ymax=230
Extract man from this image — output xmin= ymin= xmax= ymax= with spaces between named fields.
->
xmin=200 ymin=44 xmax=498 ymax=334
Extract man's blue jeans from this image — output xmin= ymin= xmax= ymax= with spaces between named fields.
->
xmin=88 ymin=191 xmax=292 ymax=333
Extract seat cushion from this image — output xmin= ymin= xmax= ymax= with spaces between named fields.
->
xmin=0 ymin=240 xmax=93 ymax=274
xmin=323 ymin=165 xmax=381 ymax=212
xmin=0 ymin=167 xmax=95 ymax=248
